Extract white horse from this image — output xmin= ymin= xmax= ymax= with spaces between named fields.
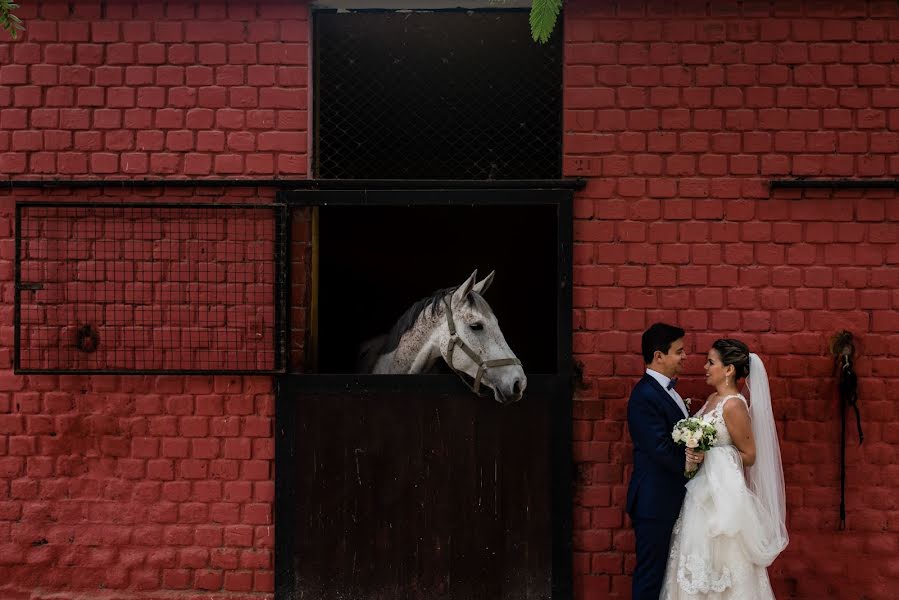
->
xmin=358 ymin=270 xmax=527 ymax=404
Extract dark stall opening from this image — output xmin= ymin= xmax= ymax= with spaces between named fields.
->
xmin=316 ymin=204 xmax=559 ymax=375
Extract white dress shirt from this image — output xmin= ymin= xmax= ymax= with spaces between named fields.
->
xmin=646 ymin=368 xmax=689 ymax=417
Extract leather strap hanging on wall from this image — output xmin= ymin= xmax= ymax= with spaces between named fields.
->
xmin=831 ymin=331 xmax=863 ymax=530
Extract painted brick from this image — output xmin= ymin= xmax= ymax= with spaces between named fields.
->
xmin=561 ymin=4 xmax=899 ymax=600
xmin=1 ymin=3 xmax=897 ymax=600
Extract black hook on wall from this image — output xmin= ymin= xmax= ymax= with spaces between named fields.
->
xmin=829 ymin=330 xmax=863 ymax=530
xmin=830 ymin=330 xmax=863 ymax=444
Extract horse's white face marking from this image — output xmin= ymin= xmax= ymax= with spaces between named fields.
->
xmin=362 ymin=270 xmax=527 ymax=404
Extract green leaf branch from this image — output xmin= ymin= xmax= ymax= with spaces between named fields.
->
xmin=529 ymin=0 xmax=561 ymax=44
xmin=490 ymin=0 xmax=562 ymax=44
xmin=1 ymin=0 xmax=25 ymax=39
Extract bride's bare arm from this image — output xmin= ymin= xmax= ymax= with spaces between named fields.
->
xmin=723 ymin=400 xmax=756 ymax=467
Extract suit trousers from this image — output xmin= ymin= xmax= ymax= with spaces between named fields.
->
xmin=632 ymin=515 xmax=677 ymax=600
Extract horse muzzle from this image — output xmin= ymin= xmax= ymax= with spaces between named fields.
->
xmin=492 ymin=374 xmax=527 ymax=405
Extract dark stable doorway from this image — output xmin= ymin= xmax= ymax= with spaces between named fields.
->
xmin=316 ymin=204 xmax=558 ymax=374
xmin=314 ymin=10 xmax=562 ymax=179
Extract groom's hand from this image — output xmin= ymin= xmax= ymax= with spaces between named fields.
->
xmin=686 ymin=449 xmax=705 ymax=464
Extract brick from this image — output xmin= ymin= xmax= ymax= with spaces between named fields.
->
xmin=243 ymin=503 xmax=271 ymax=525
xmin=260 ymin=87 xmax=306 ymax=109
xmin=147 ymin=459 xmax=175 ymax=481
xmin=218 ymin=436 xmax=251 ymax=460
xmin=187 ymin=434 xmax=219 ymax=458
xmin=224 ymin=570 xmax=254 ymax=592
xmin=194 ymin=569 xmax=223 ymax=591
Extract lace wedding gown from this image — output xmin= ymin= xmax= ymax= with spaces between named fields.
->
xmin=661 ymin=394 xmax=780 ymax=599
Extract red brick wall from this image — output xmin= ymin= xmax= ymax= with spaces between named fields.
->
xmin=0 ymin=188 xmax=283 ymax=599
xmin=2 ymin=0 xmax=899 ymax=599
xmin=0 ymin=0 xmax=308 ymax=178
xmin=0 ymin=0 xmax=308 ymax=596
xmin=564 ymin=1 xmax=899 ymax=599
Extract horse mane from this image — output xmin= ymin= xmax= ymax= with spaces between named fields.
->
xmin=357 ymin=285 xmax=480 ymax=371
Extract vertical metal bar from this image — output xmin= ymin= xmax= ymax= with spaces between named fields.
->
xmin=284 ymin=204 xmax=294 ymax=373
xmin=272 ymin=203 xmax=285 ymax=372
xmin=552 ymin=190 xmax=574 ymax=599
xmin=308 ymin=206 xmax=320 ymax=373
xmin=557 ymin=191 xmax=574 ymax=377
xmin=312 ymin=12 xmax=322 ymax=178
xmin=274 ymin=375 xmax=298 ymax=597
xmin=13 ymin=203 xmax=22 ymax=371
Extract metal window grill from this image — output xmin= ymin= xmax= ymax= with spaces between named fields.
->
xmin=15 ymin=203 xmax=287 ymax=374
xmin=314 ymin=10 xmax=562 ymax=180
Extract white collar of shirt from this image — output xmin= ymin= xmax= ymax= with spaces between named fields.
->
xmin=646 ymin=368 xmax=688 ymax=417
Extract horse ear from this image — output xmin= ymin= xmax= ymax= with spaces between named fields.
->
xmin=472 ymin=270 xmax=495 ymax=296
xmin=451 ymin=270 xmax=478 ymax=307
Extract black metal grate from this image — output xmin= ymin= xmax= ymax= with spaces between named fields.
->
xmin=314 ymin=10 xmax=562 ymax=180
xmin=15 ymin=203 xmax=287 ymax=374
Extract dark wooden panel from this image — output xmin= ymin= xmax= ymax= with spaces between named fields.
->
xmin=280 ymin=376 xmax=554 ymax=600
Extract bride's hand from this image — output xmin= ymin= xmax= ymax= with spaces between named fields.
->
xmin=686 ymin=448 xmax=705 ymax=464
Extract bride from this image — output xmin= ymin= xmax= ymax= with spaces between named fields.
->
xmin=661 ymin=339 xmax=789 ymax=599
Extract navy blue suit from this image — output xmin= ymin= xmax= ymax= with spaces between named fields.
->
xmin=627 ymin=373 xmax=689 ymax=600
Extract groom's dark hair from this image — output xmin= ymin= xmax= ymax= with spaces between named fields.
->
xmin=642 ymin=322 xmax=685 ymax=364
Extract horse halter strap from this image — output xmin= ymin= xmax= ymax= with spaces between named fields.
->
xmin=442 ymin=297 xmax=520 ymax=395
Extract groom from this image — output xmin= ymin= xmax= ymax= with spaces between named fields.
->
xmin=626 ymin=323 xmax=691 ymax=600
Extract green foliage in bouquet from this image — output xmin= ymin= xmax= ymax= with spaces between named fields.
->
xmin=672 ymin=417 xmax=718 ymax=479
xmin=672 ymin=417 xmax=718 ymax=452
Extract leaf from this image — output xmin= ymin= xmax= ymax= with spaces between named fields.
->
xmin=529 ymin=0 xmax=562 ymax=44
xmin=1 ymin=0 xmax=23 ymax=39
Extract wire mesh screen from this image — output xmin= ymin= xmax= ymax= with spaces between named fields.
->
xmin=15 ymin=203 xmax=287 ymax=374
xmin=314 ymin=10 xmax=562 ymax=179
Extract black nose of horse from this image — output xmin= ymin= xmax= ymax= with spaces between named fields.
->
xmin=512 ymin=378 xmax=523 ymax=397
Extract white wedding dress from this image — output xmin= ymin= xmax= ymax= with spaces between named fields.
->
xmin=660 ymin=393 xmax=784 ymax=599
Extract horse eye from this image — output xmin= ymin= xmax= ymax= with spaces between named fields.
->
xmin=469 ymin=322 xmax=484 ymax=331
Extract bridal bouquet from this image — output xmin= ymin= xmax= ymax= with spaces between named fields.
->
xmin=671 ymin=417 xmax=718 ymax=479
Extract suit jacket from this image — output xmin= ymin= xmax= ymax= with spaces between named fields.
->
xmin=626 ymin=373 xmax=689 ymax=521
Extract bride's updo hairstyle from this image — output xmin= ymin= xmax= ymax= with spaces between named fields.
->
xmin=712 ymin=338 xmax=751 ymax=380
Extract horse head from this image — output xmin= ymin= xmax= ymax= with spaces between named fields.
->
xmin=438 ymin=270 xmax=527 ymax=404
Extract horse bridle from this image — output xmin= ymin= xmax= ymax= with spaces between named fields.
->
xmin=441 ymin=296 xmax=521 ymax=396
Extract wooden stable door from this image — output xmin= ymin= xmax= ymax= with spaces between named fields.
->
xmin=276 ymin=375 xmax=569 ymax=600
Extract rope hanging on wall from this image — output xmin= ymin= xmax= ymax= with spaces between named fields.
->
xmin=830 ymin=330 xmax=863 ymax=530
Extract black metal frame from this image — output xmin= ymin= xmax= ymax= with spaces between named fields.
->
xmin=3 ymin=178 xmax=586 ymax=190
xmin=14 ymin=201 xmax=289 ymax=375
xmin=275 ymin=187 xmax=574 ymax=599
xmin=770 ymin=178 xmax=899 ymax=189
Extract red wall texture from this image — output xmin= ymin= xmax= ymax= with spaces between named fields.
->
xmin=0 ymin=0 xmax=309 ymax=597
xmin=564 ymin=1 xmax=899 ymax=599
xmin=0 ymin=0 xmax=898 ymax=599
